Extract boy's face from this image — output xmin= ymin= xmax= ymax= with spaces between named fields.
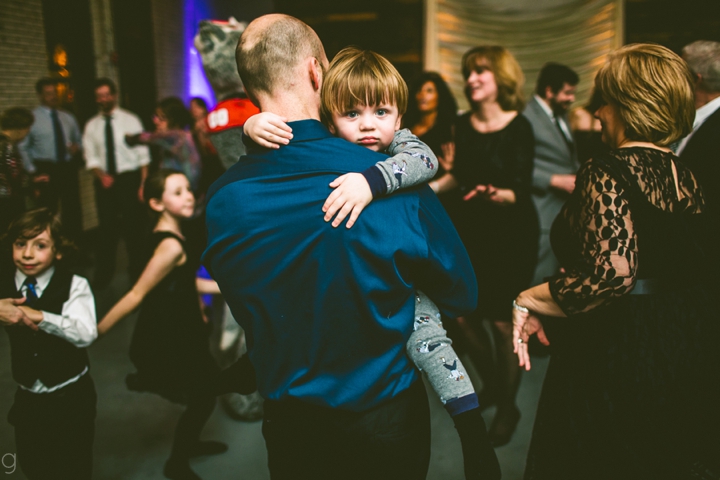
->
xmin=328 ymin=103 xmax=401 ymax=152
xmin=12 ymin=228 xmax=61 ymax=277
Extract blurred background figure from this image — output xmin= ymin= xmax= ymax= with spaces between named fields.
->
xmin=0 ymin=108 xmax=34 ymax=235
xmin=189 ymin=97 xmax=226 ymax=198
xmin=19 ymin=77 xmax=83 ymax=240
xmin=83 ymin=78 xmax=150 ymax=288
xmin=677 ymin=40 xmax=720 ymax=220
xmin=570 ymin=88 xmax=608 ymax=163
xmin=524 ymin=63 xmax=580 ymax=286
xmin=436 ymin=45 xmax=539 ymax=447
xmin=126 ymin=97 xmax=201 ymax=196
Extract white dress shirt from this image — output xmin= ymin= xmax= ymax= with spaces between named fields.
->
xmin=15 ymin=266 xmax=97 ymax=393
xmin=18 ymin=106 xmax=82 ymax=173
xmin=676 ymin=95 xmax=720 ymax=155
xmin=83 ymin=107 xmax=150 ymax=174
xmin=534 ymin=94 xmax=573 ymax=141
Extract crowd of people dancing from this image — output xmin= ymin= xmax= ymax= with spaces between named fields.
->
xmin=1 ymin=12 xmax=720 ymax=480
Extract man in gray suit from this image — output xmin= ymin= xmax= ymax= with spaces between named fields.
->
xmin=524 ymin=63 xmax=580 ymax=285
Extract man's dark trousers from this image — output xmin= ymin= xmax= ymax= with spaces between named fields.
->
xmin=262 ymin=380 xmax=431 ymax=480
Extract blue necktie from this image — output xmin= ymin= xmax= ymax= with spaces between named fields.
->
xmin=51 ymin=109 xmax=67 ymax=162
xmin=23 ymin=276 xmax=39 ymax=307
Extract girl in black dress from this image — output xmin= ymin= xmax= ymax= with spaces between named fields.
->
xmin=98 ymin=169 xmax=224 ymax=480
xmin=436 ymin=46 xmax=539 ymax=446
xmin=513 ymin=44 xmax=720 ymax=479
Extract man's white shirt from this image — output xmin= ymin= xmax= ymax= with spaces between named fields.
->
xmin=83 ymin=107 xmax=150 ymax=173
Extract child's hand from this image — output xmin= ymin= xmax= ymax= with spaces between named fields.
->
xmin=323 ymin=173 xmax=373 ymax=228
xmin=243 ymin=112 xmax=293 ymax=149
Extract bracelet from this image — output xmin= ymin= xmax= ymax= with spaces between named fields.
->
xmin=512 ymin=300 xmax=529 ymax=313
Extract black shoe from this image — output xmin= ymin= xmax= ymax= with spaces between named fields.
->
xmin=189 ymin=440 xmax=228 ymax=457
xmin=163 ymin=458 xmax=202 ymax=480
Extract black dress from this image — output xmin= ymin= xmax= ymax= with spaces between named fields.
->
xmin=525 ymin=148 xmax=720 ymax=479
xmin=127 ymin=231 xmax=218 ymax=404
xmin=452 ymin=113 xmax=539 ymax=321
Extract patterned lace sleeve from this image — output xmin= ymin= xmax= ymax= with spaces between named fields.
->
xmin=549 ymin=161 xmax=639 ymax=315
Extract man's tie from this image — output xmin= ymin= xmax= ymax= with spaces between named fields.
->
xmin=51 ymin=109 xmax=67 ymax=162
xmin=23 ymin=276 xmax=39 ymax=307
xmin=554 ymin=116 xmax=574 ymax=155
xmin=104 ymin=115 xmax=117 ymax=176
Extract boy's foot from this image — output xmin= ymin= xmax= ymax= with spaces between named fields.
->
xmin=163 ymin=458 xmax=202 ymax=480
xmin=488 ymin=406 xmax=521 ymax=447
xmin=189 ymin=440 xmax=228 ymax=457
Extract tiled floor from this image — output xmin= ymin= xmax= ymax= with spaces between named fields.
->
xmin=0 ymin=268 xmax=548 ymax=479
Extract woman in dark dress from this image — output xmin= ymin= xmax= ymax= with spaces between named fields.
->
xmin=513 ymin=44 xmax=720 ymax=479
xmin=98 ymin=170 xmax=225 ymax=480
xmin=438 ymin=46 xmax=539 ymax=446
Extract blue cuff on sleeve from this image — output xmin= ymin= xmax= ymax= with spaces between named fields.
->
xmin=445 ymin=393 xmax=480 ymax=416
xmin=361 ymin=166 xmax=387 ymax=198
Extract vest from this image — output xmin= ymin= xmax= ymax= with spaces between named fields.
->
xmin=1 ymin=268 xmax=90 ymax=389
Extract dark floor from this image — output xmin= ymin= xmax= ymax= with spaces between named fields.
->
xmin=0 ymin=262 xmax=548 ymax=479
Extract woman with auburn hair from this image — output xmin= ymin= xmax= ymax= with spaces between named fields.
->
xmin=436 ymin=45 xmax=539 ymax=446
xmin=514 ymin=43 xmax=720 ymax=479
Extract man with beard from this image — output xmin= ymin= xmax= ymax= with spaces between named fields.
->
xmin=82 ymin=78 xmax=150 ymax=287
xmin=524 ymin=63 xmax=580 ymax=285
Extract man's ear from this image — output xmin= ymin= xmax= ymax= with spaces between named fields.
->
xmin=328 ymin=123 xmax=336 ymax=135
xmin=309 ymin=57 xmax=323 ymax=92
xmin=544 ymin=85 xmax=554 ymax=100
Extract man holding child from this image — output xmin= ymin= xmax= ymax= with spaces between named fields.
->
xmin=203 ymin=13 xmax=479 ymax=479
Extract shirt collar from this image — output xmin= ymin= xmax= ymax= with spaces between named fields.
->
xmin=534 ymin=94 xmax=556 ymax=119
xmin=246 ymin=119 xmax=333 ymax=153
xmin=15 ymin=266 xmax=56 ymax=293
xmin=694 ymin=95 xmax=720 ymax=130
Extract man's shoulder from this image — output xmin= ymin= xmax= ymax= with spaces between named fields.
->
xmin=115 ymin=108 xmax=141 ymax=121
xmin=522 ymin=97 xmax=543 ymax=120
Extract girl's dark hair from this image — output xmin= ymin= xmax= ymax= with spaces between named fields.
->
xmin=402 ymin=72 xmax=458 ymax=135
xmin=157 ymin=97 xmax=193 ymax=129
xmin=1 ymin=108 xmax=34 ymax=130
xmin=143 ymin=169 xmax=185 ymax=221
xmin=1 ymin=208 xmax=76 ymax=264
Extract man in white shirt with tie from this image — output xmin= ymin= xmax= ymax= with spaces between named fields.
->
xmin=523 ymin=63 xmax=580 ymax=286
xmin=82 ymin=78 xmax=150 ymax=287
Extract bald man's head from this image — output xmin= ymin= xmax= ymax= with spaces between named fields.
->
xmin=236 ymin=14 xmax=326 ymax=100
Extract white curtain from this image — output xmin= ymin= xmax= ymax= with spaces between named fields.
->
xmin=424 ymin=0 xmax=624 ymax=111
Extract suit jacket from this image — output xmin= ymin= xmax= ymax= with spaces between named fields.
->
xmin=523 ymin=96 xmax=579 ymax=231
xmin=680 ymin=105 xmax=720 ymax=219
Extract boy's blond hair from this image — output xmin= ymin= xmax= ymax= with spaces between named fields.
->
xmin=321 ymin=47 xmax=408 ymax=123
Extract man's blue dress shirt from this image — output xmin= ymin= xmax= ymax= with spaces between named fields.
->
xmin=204 ymin=120 xmax=477 ymax=411
xmin=18 ymin=106 xmax=82 ymax=172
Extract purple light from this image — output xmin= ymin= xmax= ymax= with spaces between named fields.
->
xmin=184 ymin=0 xmax=215 ymax=108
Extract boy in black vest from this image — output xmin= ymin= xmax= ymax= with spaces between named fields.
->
xmin=0 ymin=208 xmax=97 ymax=480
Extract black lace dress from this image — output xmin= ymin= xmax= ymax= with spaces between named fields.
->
xmin=452 ymin=113 xmax=539 ymax=321
xmin=525 ymin=148 xmax=720 ymax=480
xmin=127 ymin=231 xmax=218 ymax=404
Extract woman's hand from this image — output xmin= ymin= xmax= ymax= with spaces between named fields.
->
xmin=512 ymin=308 xmax=549 ymax=371
xmin=463 ymin=184 xmax=516 ymax=205
xmin=439 ymin=142 xmax=455 ymax=172
xmin=243 ymin=112 xmax=293 ymax=149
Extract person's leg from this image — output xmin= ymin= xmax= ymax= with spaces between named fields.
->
xmin=445 ymin=314 xmax=499 ymax=409
xmin=487 ymin=320 xmax=522 ymax=446
xmin=115 ymin=170 xmax=146 ymax=281
xmin=93 ymin=178 xmax=119 ymax=287
xmin=165 ymin=390 xmax=219 ymax=479
xmin=56 ymin=161 xmax=83 ymax=241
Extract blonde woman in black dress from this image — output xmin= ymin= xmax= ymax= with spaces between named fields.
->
xmin=513 ymin=44 xmax=720 ymax=479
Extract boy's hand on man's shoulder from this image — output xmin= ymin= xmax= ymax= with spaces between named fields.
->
xmin=323 ymin=173 xmax=373 ymax=229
